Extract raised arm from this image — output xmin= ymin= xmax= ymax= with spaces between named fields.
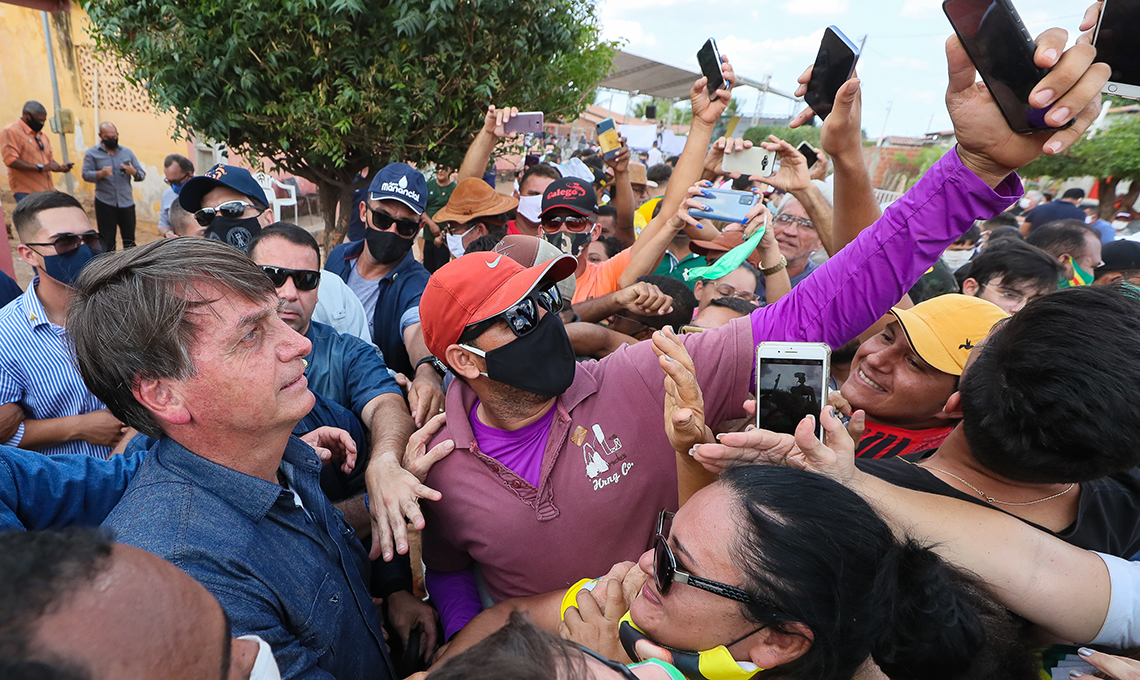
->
xmin=604 ymin=136 xmax=636 ymax=247
xmin=457 ymin=106 xmax=520 ymax=183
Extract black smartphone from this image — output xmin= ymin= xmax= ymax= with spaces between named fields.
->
xmin=943 ymin=0 xmax=1071 ymax=134
xmin=1094 ymin=0 xmax=1140 ymax=100
xmin=803 ymin=26 xmax=860 ymax=120
xmin=798 ymin=142 xmax=819 ymax=169
xmin=697 ymin=38 xmax=725 ymax=101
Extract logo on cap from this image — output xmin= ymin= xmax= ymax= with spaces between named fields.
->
xmin=549 ymin=184 xmax=588 ymax=200
xmin=486 ymin=255 xmax=503 ymax=269
xmin=206 ymin=166 xmax=228 ymax=179
xmin=379 ymin=175 xmax=421 ymax=203
xmin=959 ymin=339 xmax=974 ymax=350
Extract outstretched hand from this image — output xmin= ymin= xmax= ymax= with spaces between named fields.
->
xmin=652 ymin=326 xmax=713 ymax=456
xmin=691 ymin=56 xmax=738 ymax=126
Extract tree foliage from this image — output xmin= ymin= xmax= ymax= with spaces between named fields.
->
xmin=741 ymin=124 xmax=820 ymax=148
xmin=81 ymin=0 xmax=618 ymax=246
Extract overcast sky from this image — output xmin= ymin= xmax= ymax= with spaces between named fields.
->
xmin=593 ymin=0 xmax=1089 ymax=138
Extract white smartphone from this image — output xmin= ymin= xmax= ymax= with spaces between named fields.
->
xmin=721 ymin=147 xmax=777 ymax=178
xmin=503 ymin=112 xmax=544 ymax=136
xmin=1094 ymin=0 xmax=1140 ymax=100
xmin=756 ymin=342 xmax=830 ymax=440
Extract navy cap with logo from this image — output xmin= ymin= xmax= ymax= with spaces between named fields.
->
xmin=177 ymin=164 xmax=268 ymax=213
xmin=540 ymin=177 xmax=597 ymax=219
xmin=368 ymin=162 xmax=428 ymax=215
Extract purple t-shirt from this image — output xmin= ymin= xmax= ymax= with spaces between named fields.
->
xmin=470 ymin=400 xmax=556 ymax=488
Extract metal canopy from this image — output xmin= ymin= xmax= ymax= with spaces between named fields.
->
xmin=598 ymin=50 xmax=799 ymax=102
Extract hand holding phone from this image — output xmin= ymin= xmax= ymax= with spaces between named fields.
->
xmin=721 ymin=147 xmax=778 ymax=178
xmin=697 ymin=39 xmax=726 ymax=101
xmin=797 ymin=142 xmax=819 ymax=169
xmin=804 ymin=27 xmax=860 ymax=120
xmin=1093 ymin=0 xmax=1140 ymax=100
xmin=596 ymin=118 xmax=622 ymax=161
xmin=502 ymin=112 xmax=544 ymax=136
xmin=688 ymin=188 xmax=761 ymax=224
xmin=756 ymin=342 xmax=830 ymax=440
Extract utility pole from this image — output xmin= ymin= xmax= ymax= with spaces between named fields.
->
xmin=41 ymin=11 xmax=74 ymax=194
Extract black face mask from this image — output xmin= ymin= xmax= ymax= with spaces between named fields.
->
xmin=103 ymin=137 xmax=119 ymax=150
xmin=206 ymin=216 xmax=262 ymax=252
xmin=365 ymin=229 xmax=414 ymax=265
xmin=461 ymin=312 xmax=576 ymax=397
xmin=24 ymin=116 xmax=43 ymax=133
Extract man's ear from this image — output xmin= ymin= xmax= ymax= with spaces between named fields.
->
xmin=133 ymin=377 xmax=191 ymax=427
xmin=961 ymin=277 xmax=980 ymax=296
xmin=359 ymin=200 xmax=369 ymax=223
xmin=941 ymin=390 xmax=964 ymax=420
xmin=16 ymin=244 xmax=38 ymax=270
xmin=444 ymin=344 xmax=483 ymax=381
xmin=743 ymin=622 xmax=813 ymax=670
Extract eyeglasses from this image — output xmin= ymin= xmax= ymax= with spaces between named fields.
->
xmin=164 ymin=172 xmax=192 ymax=186
xmin=654 ymin=510 xmax=781 ymax=611
xmin=442 ymin=222 xmax=479 ymax=237
xmin=773 ymin=214 xmax=814 ymax=230
xmin=370 ymin=209 xmax=420 ymax=238
xmin=260 ymin=265 xmax=321 ymax=291
xmin=194 ymin=201 xmax=258 ymax=226
xmin=541 ymin=214 xmax=597 ymax=234
xmin=713 ymin=283 xmax=757 ymax=303
xmin=611 ymin=314 xmax=656 ymax=337
xmin=25 ymin=231 xmax=104 ymax=256
xmin=459 ymin=283 xmax=563 ymax=343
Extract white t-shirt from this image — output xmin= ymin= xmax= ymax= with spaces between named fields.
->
xmin=1091 ymin=552 xmax=1140 ymax=648
xmin=313 ymin=270 xmax=373 ymax=346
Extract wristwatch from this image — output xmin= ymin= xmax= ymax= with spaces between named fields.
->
xmin=416 ymin=356 xmax=447 ymax=378
xmin=36 ymin=163 xmax=44 ymax=172
xmin=761 ymin=256 xmax=788 ymax=276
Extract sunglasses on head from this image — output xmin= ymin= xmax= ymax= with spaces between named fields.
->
xmin=370 ymin=209 xmax=420 ymax=238
xmin=260 ymin=265 xmax=321 ymax=291
xmin=459 ymin=283 xmax=563 ymax=344
xmin=194 ymin=200 xmax=258 ymax=226
xmin=26 ymin=231 xmax=104 ymax=256
xmin=541 ymin=214 xmax=596 ymax=234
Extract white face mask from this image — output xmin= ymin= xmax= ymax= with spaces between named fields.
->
xmin=941 ymin=249 xmax=974 ymax=272
xmin=517 ymin=195 xmax=544 ymax=224
xmin=1113 ymin=220 xmax=1130 ymax=232
xmin=1018 ymin=197 xmax=1031 ymax=210
xmin=237 ymin=635 xmax=281 ymax=680
xmin=446 ymin=233 xmax=467 ymax=259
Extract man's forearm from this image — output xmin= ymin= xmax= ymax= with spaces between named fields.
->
xmin=0 ymin=402 xmax=25 ymax=443
xmin=830 ymin=153 xmax=881 ymax=254
xmin=9 ymin=158 xmax=41 ymax=173
xmin=457 ymin=130 xmax=497 ymax=183
xmin=572 ymin=292 xmax=626 ymax=324
xmin=365 ymin=394 xmax=415 ymax=461
xmin=335 ymin=493 xmax=371 ymax=536
xmin=566 ymin=322 xmax=636 ymax=359
xmin=611 ymin=169 xmax=635 ymax=247
xmin=19 ymin=416 xmax=80 ymax=449
xmin=790 ymin=183 xmax=836 ymax=256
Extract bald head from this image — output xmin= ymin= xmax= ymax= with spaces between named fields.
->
xmin=98 ymin=122 xmax=118 ymax=137
xmin=22 ymin=101 xmax=46 ymax=117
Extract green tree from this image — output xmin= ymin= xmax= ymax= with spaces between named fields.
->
xmin=741 ymin=124 xmax=820 ymax=148
xmin=82 ymin=0 xmax=617 ymax=248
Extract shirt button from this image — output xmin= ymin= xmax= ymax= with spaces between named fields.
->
xmin=330 ymin=594 xmax=340 ymax=603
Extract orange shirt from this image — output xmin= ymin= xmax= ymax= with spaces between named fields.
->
xmin=2 ymin=119 xmax=55 ymax=195
xmin=571 ymin=247 xmax=632 ymax=304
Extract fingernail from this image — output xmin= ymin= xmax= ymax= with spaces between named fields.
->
xmin=1035 ymin=88 xmax=1055 ymax=105
xmin=1077 ymin=648 xmax=1094 ymax=657
xmin=1043 ymin=48 xmax=1059 ymax=63
xmin=715 ymin=433 xmax=726 ymax=441
xmin=665 ymin=355 xmax=674 ymax=363
xmin=678 ymin=415 xmax=691 ymax=425
xmin=1070 ymin=672 xmax=1084 ymax=678
xmin=688 ymin=445 xmax=700 ymax=457
xmin=700 ymin=190 xmax=712 ymax=197
xmin=829 ymin=406 xmax=837 ymax=419
xmin=1045 ymin=141 xmax=1063 ymax=154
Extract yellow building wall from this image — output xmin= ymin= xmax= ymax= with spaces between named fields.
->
xmin=0 ymin=5 xmax=191 ymax=222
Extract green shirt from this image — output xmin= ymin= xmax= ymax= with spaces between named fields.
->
xmin=652 ymin=252 xmax=706 ymax=290
xmin=424 ymin=178 xmax=456 ymax=237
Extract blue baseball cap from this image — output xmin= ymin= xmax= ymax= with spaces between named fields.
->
xmin=367 ymin=162 xmax=427 ymax=215
xmin=178 ymin=164 xmax=268 ymax=213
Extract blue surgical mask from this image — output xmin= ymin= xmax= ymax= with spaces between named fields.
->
xmin=171 ymin=182 xmax=185 ymax=195
xmin=39 ymin=244 xmax=100 ymax=288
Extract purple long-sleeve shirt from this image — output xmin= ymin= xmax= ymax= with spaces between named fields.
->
xmin=425 ymin=147 xmax=1022 ymax=638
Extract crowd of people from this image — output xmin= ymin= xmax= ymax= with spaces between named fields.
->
xmin=1 ymin=5 xmax=1140 ymax=680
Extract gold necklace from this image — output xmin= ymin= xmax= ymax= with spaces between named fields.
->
xmin=901 ymin=458 xmax=1076 ymax=506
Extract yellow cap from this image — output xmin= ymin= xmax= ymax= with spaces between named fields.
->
xmin=889 ymin=294 xmax=1009 ymax=376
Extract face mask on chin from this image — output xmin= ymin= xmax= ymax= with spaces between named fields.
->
xmin=236 ymin=635 xmax=281 ymax=680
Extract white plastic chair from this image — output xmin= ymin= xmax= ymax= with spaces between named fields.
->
xmin=253 ymin=172 xmax=299 ymax=222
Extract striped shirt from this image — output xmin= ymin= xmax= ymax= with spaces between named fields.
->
xmin=0 ymin=279 xmax=110 ymax=458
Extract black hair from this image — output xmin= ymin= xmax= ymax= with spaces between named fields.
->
xmin=12 ymin=191 xmax=86 ymax=241
xmin=651 ymin=200 xmax=665 ymax=219
xmin=981 ymin=212 xmax=1019 ymax=230
xmin=23 ymin=101 xmax=47 ymax=117
xmin=464 ymin=234 xmax=501 ymax=253
xmin=708 ymin=296 xmax=757 ymax=316
xmin=965 ymin=239 xmax=1060 ymax=292
xmin=596 ymin=204 xmax=617 ymax=218
xmin=519 ymin=163 xmax=561 ymax=193
xmin=731 ymin=176 xmax=752 ymax=191
xmin=162 ymin=154 xmax=194 ymax=175
xmin=1061 ymin=188 xmax=1085 ymax=200
xmin=428 ymin=612 xmax=588 ymax=680
xmin=647 ymin=163 xmax=672 ymax=184
xmin=597 ymin=236 xmax=625 ymax=259
xmin=960 ymin=286 xmax=1140 ymax=482
xmin=0 ymin=529 xmax=115 ymax=679
xmin=953 ymin=224 xmax=981 ymax=246
xmin=666 ymin=155 xmax=681 ymax=166
xmin=986 ymin=225 xmax=1024 ymax=245
xmin=1025 ymin=219 xmax=1099 ymax=261
xmin=720 ymin=465 xmax=1031 ymax=680
xmin=633 ymin=275 xmax=697 ymax=331
xmin=248 ymin=222 xmax=321 ymax=267
xmin=831 ymin=337 xmax=861 ymax=364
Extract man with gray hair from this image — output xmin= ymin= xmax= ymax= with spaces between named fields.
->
xmin=71 ymin=237 xmax=411 ymax=680
xmin=81 ymin=122 xmax=146 ymax=250
xmin=1 ymin=101 xmax=73 ymax=201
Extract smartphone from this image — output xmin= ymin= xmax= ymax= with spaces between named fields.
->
xmin=688 ymin=188 xmax=761 ymax=224
xmin=696 ymin=38 xmax=725 ymax=101
xmin=503 ymin=112 xmax=544 ymax=136
xmin=798 ymin=142 xmax=819 ymax=169
xmin=1094 ymin=0 xmax=1140 ymax=100
xmin=721 ymin=147 xmax=777 ymax=178
xmin=803 ymin=27 xmax=860 ymax=120
xmin=756 ymin=342 xmax=831 ymax=440
xmin=597 ymin=118 xmax=621 ymax=161
xmin=943 ymin=0 xmax=1072 ymax=134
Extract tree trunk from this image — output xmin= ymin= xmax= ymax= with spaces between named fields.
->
xmin=318 ymin=180 xmax=358 ymax=253
xmin=1098 ymin=177 xmax=1120 ymax=220
xmin=1119 ymin=181 xmax=1140 ymax=219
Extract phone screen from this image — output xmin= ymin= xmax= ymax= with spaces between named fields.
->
xmin=1096 ymin=0 xmax=1140 ymax=88
xmin=943 ymin=0 xmax=1056 ymax=133
xmin=697 ymin=39 xmax=725 ymax=100
xmin=757 ymin=358 xmax=825 ymax=436
xmin=804 ymin=27 xmax=859 ymax=119
xmin=798 ymin=143 xmax=819 ymax=169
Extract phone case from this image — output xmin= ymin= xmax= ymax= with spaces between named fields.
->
xmin=687 ymin=188 xmax=760 ymax=224
xmin=503 ymin=112 xmax=544 ymax=135
xmin=1093 ymin=0 xmax=1140 ymax=100
xmin=755 ymin=342 xmax=831 ymax=439
xmin=697 ymin=38 xmax=725 ymax=99
xmin=721 ymin=148 xmax=777 ymax=178
xmin=597 ymin=119 xmax=621 ymax=160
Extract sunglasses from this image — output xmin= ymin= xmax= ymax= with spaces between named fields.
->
xmin=370 ymin=209 xmax=420 ymax=238
xmin=541 ymin=214 xmax=597 ymax=234
xmin=459 ymin=283 xmax=563 ymax=343
xmin=25 ymin=231 xmax=104 ymax=256
xmin=260 ymin=265 xmax=321 ymax=291
xmin=34 ymin=136 xmax=44 ymax=151
xmin=653 ymin=510 xmax=778 ymax=610
xmin=194 ymin=200 xmax=257 ymax=226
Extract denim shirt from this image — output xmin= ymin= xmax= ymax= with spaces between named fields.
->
xmin=104 ymin=436 xmax=394 ymax=680
xmin=305 ymin=320 xmax=400 ymax=420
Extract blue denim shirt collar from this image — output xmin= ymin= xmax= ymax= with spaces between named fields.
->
xmin=153 ymin=435 xmax=320 ymax=523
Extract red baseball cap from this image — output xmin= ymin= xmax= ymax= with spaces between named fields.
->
xmin=421 ymin=251 xmax=578 ymax=361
